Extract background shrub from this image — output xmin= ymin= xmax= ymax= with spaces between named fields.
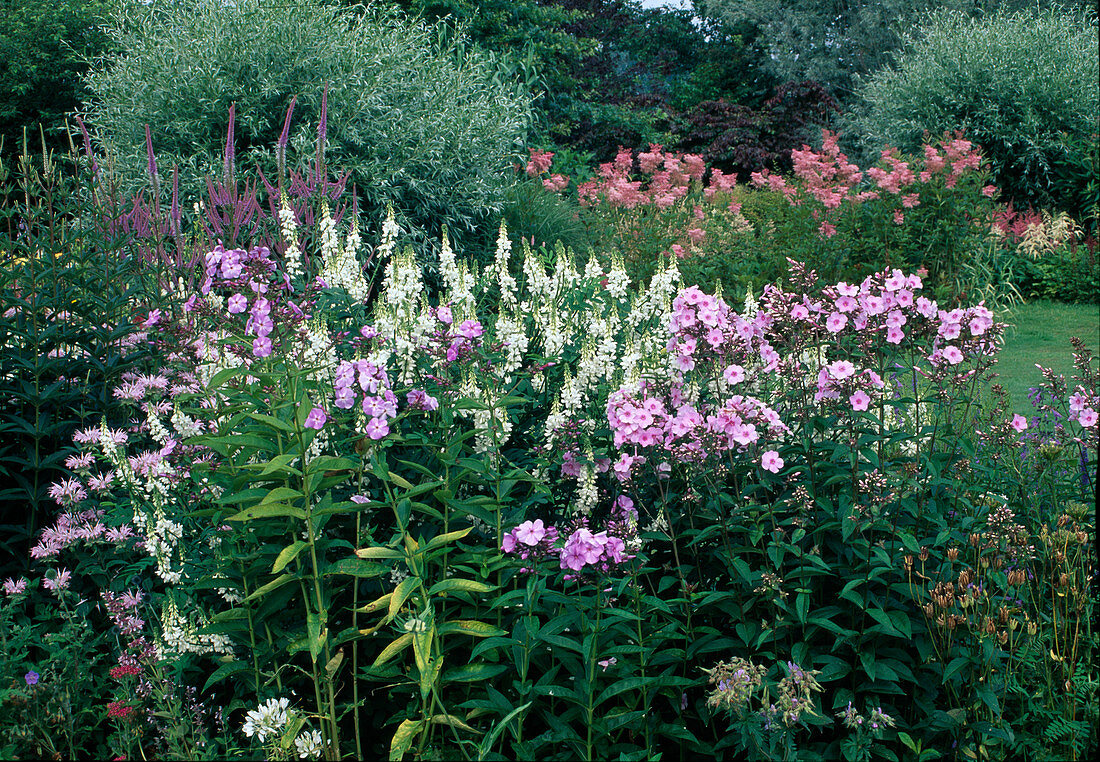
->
xmin=0 ymin=0 xmax=114 ymax=158
xmin=673 ymin=80 xmax=837 ymax=181
xmin=846 ymin=4 xmax=1099 ymax=224
xmin=81 ymin=0 xmax=532 ymax=249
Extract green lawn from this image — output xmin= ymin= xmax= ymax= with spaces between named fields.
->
xmin=994 ymin=301 xmax=1100 ymax=416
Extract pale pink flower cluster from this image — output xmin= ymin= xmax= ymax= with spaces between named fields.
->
xmin=525 ymin=148 xmax=569 ymax=192
xmin=575 ymin=144 xmax=707 ymax=210
xmin=752 ymin=131 xmax=989 ymax=236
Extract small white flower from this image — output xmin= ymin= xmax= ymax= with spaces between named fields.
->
xmin=294 ymin=728 xmax=324 ymax=759
xmin=242 ymin=697 xmax=290 ymax=743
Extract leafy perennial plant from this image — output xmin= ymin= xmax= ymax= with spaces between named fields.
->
xmin=2 ymin=193 xmax=1096 ymax=760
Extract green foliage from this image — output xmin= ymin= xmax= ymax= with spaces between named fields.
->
xmin=0 ymin=141 xmax=147 ymax=575
xmin=502 ymin=177 xmax=592 ymax=254
xmin=0 ymin=0 xmax=115 ymax=157
xmin=846 ymin=4 xmax=1099 ymax=220
xmin=80 ymin=0 xmax=532 ymax=249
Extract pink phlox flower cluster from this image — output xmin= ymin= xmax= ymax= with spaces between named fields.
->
xmin=501 ymin=519 xmax=560 ymax=566
xmin=332 ymin=359 xmax=396 ymax=439
xmin=560 ymin=526 xmax=627 ymax=572
xmin=421 ymin=308 xmax=485 ymax=365
xmin=406 ymin=389 xmax=439 ymax=412
xmin=1068 ymin=389 xmax=1099 ymax=428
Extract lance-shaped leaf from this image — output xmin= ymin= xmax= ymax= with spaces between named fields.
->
xmin=389 ymin=719 xmax=423 ymax=761
xmin=272 ymin=541 xmax=307 ymax=574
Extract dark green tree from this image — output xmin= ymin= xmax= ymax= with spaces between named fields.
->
xmin=0 ymin=0 xmax=115 ymax=155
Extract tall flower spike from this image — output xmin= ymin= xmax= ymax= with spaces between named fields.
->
xmin=224 ymin=102 xmax=236 ymax=184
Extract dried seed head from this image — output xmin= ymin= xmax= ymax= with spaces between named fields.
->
xmin=997 ymin=630 xmax=1009 ymax=645
xmin=919 ymin=546 xmax=929 ymax=562
xmin=1027 ymin=620 xmax=1038 ymax=636
xmin=923 ymin=603 xmax=935 ymax=618
xmin=947 ymin=547 xmax=959 ymax=561
xmin=969 ymin=533 xmax=981 ymax=547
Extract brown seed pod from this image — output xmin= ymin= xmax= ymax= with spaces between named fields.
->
xmin=947 ymin=547 xmax=959 ymax=561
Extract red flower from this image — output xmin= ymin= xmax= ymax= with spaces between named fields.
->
xmin=107 ymin=701 xmax=135 ymax=720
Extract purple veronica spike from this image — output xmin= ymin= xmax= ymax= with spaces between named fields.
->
xmin=279 ymin=96 xmax=297 ymax=150
xmin=315 ymin=83 xmax=328 ymax=185
xmin=144 ymin=125 xmax=157 ymax=181
xmin=170 ymin=165 xmax=181 ymax=231
xmin=224 ymin=103 xmax=236 ymax=181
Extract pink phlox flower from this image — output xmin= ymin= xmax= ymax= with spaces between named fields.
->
xmin=850 ymin=390 xmax=871 ymax=411
xmin=826 ymin=312 xmax=847 ymax=333
xmin=252 ymin=336 xmax=273 ymax=358
xmin=761 ymin=450 xmax=784 ymax=473
xmin=1010 ymin=414 xmax=1028 ymax=433
xmin=942 ymin=346 xmax=964 ymax=365
xmin=827 ymin=360 xmax=856 ymax=380
xmin=723 ymin=364 xmax=746 ymax=385
xmin=227 ymin=293 xmax=248 ymax=314
xmin=1068 ymin=392 xmax=1091 ymax=413
xmin=1078 ymin=408 xmax=1098 ymax=428
xmin=514 ymin=520 xmax=546 ymax=546
xmin=364 ymin=417 xmax=389 ymax=440
xmin=303 ymin=407 xmax=327 ymax=430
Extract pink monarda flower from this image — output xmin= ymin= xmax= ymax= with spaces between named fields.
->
xmin=42 ymin=568 xmax=72 ymax=594
xmin=48 ymin=478 xmax=87 ymax=507
xmin=1010 ymin=414 xmax=1028 ymax=433
xmin=761 ymin=450 xmax=784 ymax=473
xmin=2 ymin=577 xmax=27 ymax=596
